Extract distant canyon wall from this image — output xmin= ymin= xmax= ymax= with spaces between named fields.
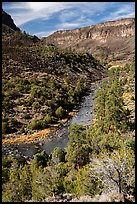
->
xmin=43 ymin=18 xmax=135 ymax=63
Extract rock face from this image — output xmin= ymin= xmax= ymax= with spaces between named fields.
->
xmin=2 ymin=9 xmax=20 ymax=32
xmin=43 ymin=18 xmax=135 ymax=64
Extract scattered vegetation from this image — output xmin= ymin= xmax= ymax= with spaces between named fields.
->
xmin=2 ymin=12 xmax=135 ymax=201
xmin=2 ymin=28 xmax=106 ymax=137
xmin=2 ymin=62 xmax=135 ymax=202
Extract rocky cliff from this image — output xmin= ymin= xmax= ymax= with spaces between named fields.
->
xmin=2 ymin=9 xmax=20 ymax=32
xmin=43 ymin=18 xmax=135 ymax=64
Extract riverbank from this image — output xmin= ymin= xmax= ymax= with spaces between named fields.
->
xmin=2 ymin=111 xmax=77 ymax=158
xmin=2 ymin=81 xmax=96 ymax=145
xmin=2 ymin=80 xmax=101 ymax=158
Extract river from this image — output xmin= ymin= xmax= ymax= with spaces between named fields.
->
xmin=41 ymin=80 xmax=100 ymax=155
xmin=2 ymin=80 xmax=101 ymax=159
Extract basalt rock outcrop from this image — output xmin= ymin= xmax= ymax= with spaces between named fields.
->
xmin=2 ymin=9 xmax=20 ymax=32
xmin=43 ymin=18 xmax=135 ymax=64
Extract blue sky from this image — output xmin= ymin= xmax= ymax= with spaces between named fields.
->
xmin=2 ymin=2 xmax=135 ymax=38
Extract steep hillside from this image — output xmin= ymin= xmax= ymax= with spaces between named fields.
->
xmin=2 ymin=10 xmax=39 ymax=48
xmin=43 ymin=18 xmax=135 ymax=65
xmin=2 ymin=10 xmax=135 ymax=203
xmin=2 ymin=9 xmax=20 ymax=32
xmin=2 ymin=10 xmax=106 ymax=139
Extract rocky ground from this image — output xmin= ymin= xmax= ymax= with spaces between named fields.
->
xmin=26 ymin=191 xmax=135 ymax=202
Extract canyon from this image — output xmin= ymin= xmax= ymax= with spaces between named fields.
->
xmin=43 ymin=18 xmax=135 ymax=65
xmin=2 ymin=9 xmax=135 ymax=203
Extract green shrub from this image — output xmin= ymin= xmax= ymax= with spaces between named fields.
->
xmin=55 ymin=106 xmax=64 ymax=118
xmin=29 ymin=119 xmax=43 ymax=130
xmin=2 ymin=121 xmax=9 ymax=134
xmin=51 ymin=147 xmax=65 ymax=164
xmin=43 ymin=114 xmax=52 ymax=125
xmin=32 ymin=150 xmax=49 ymax=168
xmin=19 ymin=127 xmax=25 ymax=134
xmin=32 ymin=101 xmax=40 ymax=109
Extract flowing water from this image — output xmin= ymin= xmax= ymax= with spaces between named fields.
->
xmin=2 ymin=80 xmax=101 ymax=158
xmin=41 ymin=80 xmax=101 ymax=155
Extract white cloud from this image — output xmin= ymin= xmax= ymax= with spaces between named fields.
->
xmin=12 ymin=12 xmax=40 ymax=26
xmin=34 ymin=30 xmax=57 ymax=38
xmin=101 ymin=4 xmax=135 ymax=22
xmin=27 ymin=2 xmax=66 ymax=12
xmin=59 ymin=22 xmax=82 ymax=29
xmin=2 ymin=2 xmax=135 ymax=37
xmin=2 ymin=2 xmax=28 ymax=10
xmin=2 ymin=2 xmax=117 ymax=26
xmin=3 ymin=2 xmax=75 ymax=26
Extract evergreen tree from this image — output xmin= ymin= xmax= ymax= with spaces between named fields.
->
xmin=32 ymin=150 xmax=49 ymax=168
xmin=69 ymin=164 xmax=103 ymax=196
xmin=55 ymin=106 xmax=64 ymax=118
xmin=105 ymin=78 xmax=129 ymax=133
xmin=51 ymin=147 xmax=65 ymax=165
xmin=93 ymin=80 xmax=108 ymax=133
xmin=2 ymin=160 xmax=32 ymax=202
xmin=65 ymin=124 xmax=89 ymax=169
xmin=32 ymin=163 xmax=66 ymax=200
xmin=94 ymin=76 xmax=130 ymax=134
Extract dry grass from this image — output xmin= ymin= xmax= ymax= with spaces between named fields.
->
xmin=68 ymin=111 xmax=77 ymax=116
xmin=123 ymin=92 xmax=135 ymax=110
xmin=2 ymin=127 xmax=57 ymax=144
xmin=2 ymin=116 xmax=71 ymax=145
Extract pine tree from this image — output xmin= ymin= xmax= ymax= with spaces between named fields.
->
xmin=105 ymin=78 xmax=129 ymax=133
xmin=93 ymin=80 xmax=108 ymax=133
xmin=65 ymin=124 xmax=89 ymax=169
xmin=51 ymin=147 xmax=65 ymax=165
xmin=94 ymin=76 xmax=130 ymax=134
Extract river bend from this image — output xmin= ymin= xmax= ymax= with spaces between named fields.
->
xmin=2 ymin=80 xmax=101 ymax=158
